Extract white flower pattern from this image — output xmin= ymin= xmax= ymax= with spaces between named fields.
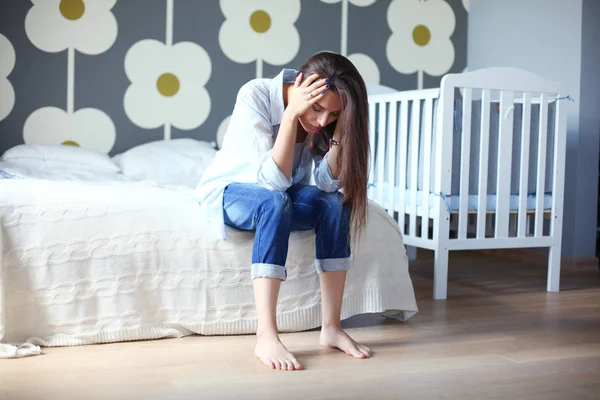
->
xmin=348 ymin=53 xmax=380 ymax=85
xmin=386 ymin=0 xmax=455 ymax=88
xmin=23 ymin=107 xmax=116 ymax=153
xmin=25 ymin=0 xmax=118 ymax=55
xmin=219 ymin=0 xmax=300 ymax=77
xmin=0 ymin=34 xmax=16 ymax=121
xmin=124 ymin=40 xmax=212 ymax=132
xmin=22 ymin=0 xmax=117 ymax=153
xmin=320 ymin=0 xmax=377 ymax=6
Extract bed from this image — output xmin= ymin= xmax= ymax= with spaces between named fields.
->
xmin=366 ymin=67 xmax=569 ymax=300
xmin=0 ymin=140 xmax=418 ymax=358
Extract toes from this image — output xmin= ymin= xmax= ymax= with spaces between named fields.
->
xmin=359 ymin=345 xmax=372 ymax=357
xmin=259 ymin=356 xmax=276 ymax=369
xmin=293 ymin=360 xmax=303 ymax=370
xmin=350 ymin=347 xmax=366 ymax=358
xmin=284 ymin=360 xmax=294 ymax=371
xmin=272 ymin=360 xmax=282 ymax=370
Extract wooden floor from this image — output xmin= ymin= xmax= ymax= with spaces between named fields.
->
xmin=1 ymin=251 xmax=599 ymax=400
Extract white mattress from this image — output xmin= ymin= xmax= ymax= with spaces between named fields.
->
xmin=0 ymin=179 xmax=417 ymax=349
xmin=368 ymin=183 xmax=553 ymax=215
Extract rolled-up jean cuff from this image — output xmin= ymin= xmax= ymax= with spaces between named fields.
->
xmin=251 ymin=263 xmax=287 ymax=281
xmin=315 ymin=257 xmax=351 ymax=274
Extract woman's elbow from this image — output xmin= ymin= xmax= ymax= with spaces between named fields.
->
xmin=315 ymin=180 xmax=339 ymax=193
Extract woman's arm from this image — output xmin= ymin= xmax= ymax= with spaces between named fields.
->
xmin=272 ymin=73 xmax=329 ymax=180
xmin=326 ymin=116 xmax=343 ymax=179
xmin=313 ymin=111 xmax=345 ymax=192
xmin=313 ymin=154 xmax=341 ymax=192
xmin=271 ymin=112 xmax=298 ymax=180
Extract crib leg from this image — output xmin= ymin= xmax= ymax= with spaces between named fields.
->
xmin=433 ymin=248 xmax=449 ymax=300
xmin=547 ymin=244 xmax=561 ymax=292
xmin=406 ymin=245 xmax=417 ymax=261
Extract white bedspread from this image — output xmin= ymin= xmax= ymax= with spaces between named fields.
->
xmin=0 ymin=179 xmax=417 ymax=351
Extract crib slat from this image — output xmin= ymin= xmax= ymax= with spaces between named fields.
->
xmin=518 ymin=93 xmax=532 ymax=237
xmin=477 ymin=89 xmax=491 ymax=238
xmin=535 ymin=94 xmax=549 ymax=237
xmin=409 ymin=100 xmax=421 ymax=236
xmin=377 ymin=102 xmax=387 ymax=206
xmin=458 ymin=88 xmax=472 ymax=239
xmin=397 ymin=100 xmax=409 ymax=235
xmin=386 ymin=101 xmax=398 ymax=218
xmin=368 ymin=101 xmax=376 ymax=186
xmin=495 ymin=91 xmax=514 ymax=238
xmin=420 ymin=97 xmax=434 ymax=238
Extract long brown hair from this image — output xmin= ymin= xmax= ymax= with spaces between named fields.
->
xmin=298 ymin=51 xmax=370 ymax=241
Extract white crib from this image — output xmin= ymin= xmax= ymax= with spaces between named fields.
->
xmin=367 ymin=67 xmax=569 ymax=300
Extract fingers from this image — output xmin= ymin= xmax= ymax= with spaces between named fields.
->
xmin=308 ymin=77 xmax=329 ymax=92
xmin=294 ymin=72 xmax=303 ymax=87
xmin=307 ymin=82 xmax=330 ymax=102
xmin=299 ymin=73 xmax=330 ymax=99
xmin=301 ymin=73 xmax=321 ymax=87
xmin=308 ymin=90 xmax=325 ymax=103
xmin=315 ymin=81 xmax=330 ymax=94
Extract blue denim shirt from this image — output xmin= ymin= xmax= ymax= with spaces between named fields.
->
xmin=195 ymin=69 xmax=341 ymax=240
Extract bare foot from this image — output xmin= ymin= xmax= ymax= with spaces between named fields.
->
xmin=255 ymin=333 xmax=303 ymax=371
xmin=319 ymin=326 xmax=372 ymax=359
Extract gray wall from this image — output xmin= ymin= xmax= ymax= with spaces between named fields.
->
xmin=0 ymin=0 xmax=469 ymax=156
xmin=578 ymin=0 xmax=600 ymax=258
xmin=468 ymin=0 xmax=600 ymax=259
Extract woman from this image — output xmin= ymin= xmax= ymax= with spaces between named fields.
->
xmin=195 ymin=51 xmax=371 ymax=371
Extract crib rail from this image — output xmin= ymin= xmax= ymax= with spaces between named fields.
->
xmin=443 ymin=68 xmax=567 ymax=246
xmin=367 ymin=67 xmax=568 ymax=249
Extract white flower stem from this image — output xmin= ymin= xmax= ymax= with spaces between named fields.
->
xmin=164 ymin=123 xmax=171 ymax=140
xmin=165 ymin=0 xmax=173 ymax=141
xmin=166 ymin=0 xmax=174 ymax=46
xmin=67 ymin=47 xmax=75 ymax=114
xmin=256 ymin=58 xmax=263 ymax=79
xmin=418 ymin=69 xmax=424 ymax=90
xmin=341 ymin=0 xmax=348 ymax=56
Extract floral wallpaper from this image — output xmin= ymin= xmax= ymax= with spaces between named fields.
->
xmin=0 ymin=0 xmax=468 ymax=156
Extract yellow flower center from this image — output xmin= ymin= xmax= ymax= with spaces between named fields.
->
xmin=250 ymin=10 xmax=271 ymax=33
xmin=157 ymin=73 xmax=180 ymax=97
xmin=412 ymin=24 xmax=431 ymax=47
xmin=62 ymin=140 xmax=80 ymax=147
xmin=59 ymin=0 xmax=85 ymax=21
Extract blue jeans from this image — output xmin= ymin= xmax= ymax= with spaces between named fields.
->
xmin=223 ymin=183 xmax=351 ymax=281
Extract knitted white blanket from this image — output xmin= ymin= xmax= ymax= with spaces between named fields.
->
xmin=0 ymin=180 xmax=417 ymax=357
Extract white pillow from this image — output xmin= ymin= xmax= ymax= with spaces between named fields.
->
xmin=0 ymin=160 xmax=131 ymax=182
xmin=1 ymin=143 xmax=120 ymax=173
xmin=113 ymin=138 xmax=217 ymax=187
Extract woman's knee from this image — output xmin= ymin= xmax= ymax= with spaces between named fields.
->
xmin=317 ymin=191 xmax=347 ymax=217
xmin=258 ymin=190 xmax=292 ymax=218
